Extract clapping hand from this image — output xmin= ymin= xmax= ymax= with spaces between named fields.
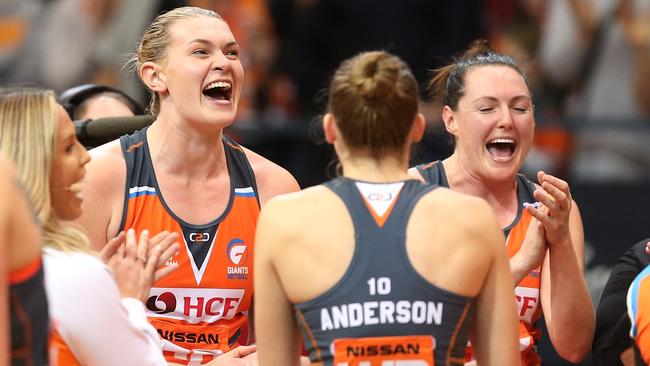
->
xmin=100 ymin=229 xmax=180 ymax=301
xmin=525 ymin=171 xmax=573 ymax=248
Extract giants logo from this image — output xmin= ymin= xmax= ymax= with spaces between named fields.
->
xmin=227 ymin=238 xmax=248 ymax=265
xmin=189 ymin=232 xmax=210 ymax=242
xmin=145 ymin=288 xmax=246 ymax=324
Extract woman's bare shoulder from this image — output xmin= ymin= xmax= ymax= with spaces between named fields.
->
xmin=239 ymin=144 xmax=301 ymax=205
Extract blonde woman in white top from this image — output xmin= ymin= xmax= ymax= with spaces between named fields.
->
xmin=0 ymin=87 xmax=180 ymax=365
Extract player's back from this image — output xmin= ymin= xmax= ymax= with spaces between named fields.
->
xmin=266 ymin=177 xmax=502 ymax=365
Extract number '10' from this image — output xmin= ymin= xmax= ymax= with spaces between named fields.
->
xmin=367 ymin=277 xmax=391 ymax=295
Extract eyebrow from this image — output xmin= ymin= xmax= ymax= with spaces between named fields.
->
xmin=188 ymin=39 xmax=239 ymax=48
xmin=471 ymin=95 xmax=531 ymax=103
xmin=59 ymin=133 xmax=76 ymax=145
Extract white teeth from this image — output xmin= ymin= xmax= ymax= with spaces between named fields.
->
xmin=205 ymin=81 xmax=231 ymax=90
xmin=489 ymin=138 xmax=515 ymax=144
xmin=68 ymin=181 xmax=85 ymax=194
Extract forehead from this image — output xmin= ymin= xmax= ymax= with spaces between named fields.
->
xmin=55 ymin=104 xmax=75 ymax=137
xmin=84 ymin=96 xmax=133 ymax=117
xmin=167 ymin=16 xmax=235 ymax=46
xmin=464 ymin=65 xmax=529 ymax=96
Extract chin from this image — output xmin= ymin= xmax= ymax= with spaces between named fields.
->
xmin=59 ymin=209 xmax=83 ymax=222
xmin=487 ymin=163 xmax=519 ymax=180
xmin=197 ymin=112 xmax=236 ymax=128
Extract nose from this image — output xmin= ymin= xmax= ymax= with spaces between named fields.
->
xmin=211 ymin=51 xmax=231 ymax=72
xmin=80 ymin=144 xmax=91 ymax=166
xmin=497 ymin=105 xmax=514 ymax=129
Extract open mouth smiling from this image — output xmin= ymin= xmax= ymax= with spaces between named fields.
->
xmin=202 ymin=81 xmax=232 ymax=101
xmin=486 ymin=138 xmax=516 ymax=159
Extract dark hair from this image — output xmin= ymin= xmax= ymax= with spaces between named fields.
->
xmin=327 ymin=51 xmax=419 ymax=158
xmin=58 ymin=84 xmax=144 ymax=120
xmin=429 ymin=39 xmax=531 ymax=110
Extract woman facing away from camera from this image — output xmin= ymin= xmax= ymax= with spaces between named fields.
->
xmin=254 ymin=50 xmax=520 ymax=366
xmin=76 ymin=6 xmax=299 ymax=365
xmin=409 ymin=40 xmax=595 ymax=365
xmin=0 ymin=87 xmax=183 ymax=365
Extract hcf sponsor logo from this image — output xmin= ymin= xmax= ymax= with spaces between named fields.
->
xmin=145 ymin=287 xmax=245 ymax=324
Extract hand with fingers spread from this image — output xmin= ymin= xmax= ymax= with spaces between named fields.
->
xmin=527 ymin=171 xmax=573 ymax=247
xmin=103 ymin=230 xmax=180 ymax=285
xmin=106 ymin=229 xmax=166 ymax=302
xmin=146 ymin=230 xmax=181 ymax=281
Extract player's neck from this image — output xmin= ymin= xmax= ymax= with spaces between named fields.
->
xmin=341 ymin=155 xmax=410 ymax=183
xmin=146 ymin=121 xmax=227 ymax=178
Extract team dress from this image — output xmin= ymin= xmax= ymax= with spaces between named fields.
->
xmin=119 ymin=129 xmax=259 ymax=365
xmin=416 ymin=161 xmax=542 ymax=366
xmin=9 ymin=257 xmax=49 ymax=366
xmin=44 ymin=247 xmax=165 ymax=366
xmin=295 ymin=177 xmax=474 ymax=366
xmin=627 ymin=264 xmax=650 ymax=365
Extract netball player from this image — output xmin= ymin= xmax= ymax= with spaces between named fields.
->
xmin=255 ymin=50 xmax=519 ymax=366
xmin=410 ymin=40 xmax=594 ymax=364
xmin=76 ymin=7 xmax=299 ymax=365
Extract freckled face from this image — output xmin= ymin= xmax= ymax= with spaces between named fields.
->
xmin=158 ymin=16 xmax=244 ymax=128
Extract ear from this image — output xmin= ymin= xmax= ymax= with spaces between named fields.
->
xmin=323 ymin=113 xmax=337 ymax=144
xmin=140 ymin=62 xmax=167 ymax=93
xmin=409 ymin=113 xmax=426 ymax=143
xmin=441 ymin=105 xmax=457 ymax=135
